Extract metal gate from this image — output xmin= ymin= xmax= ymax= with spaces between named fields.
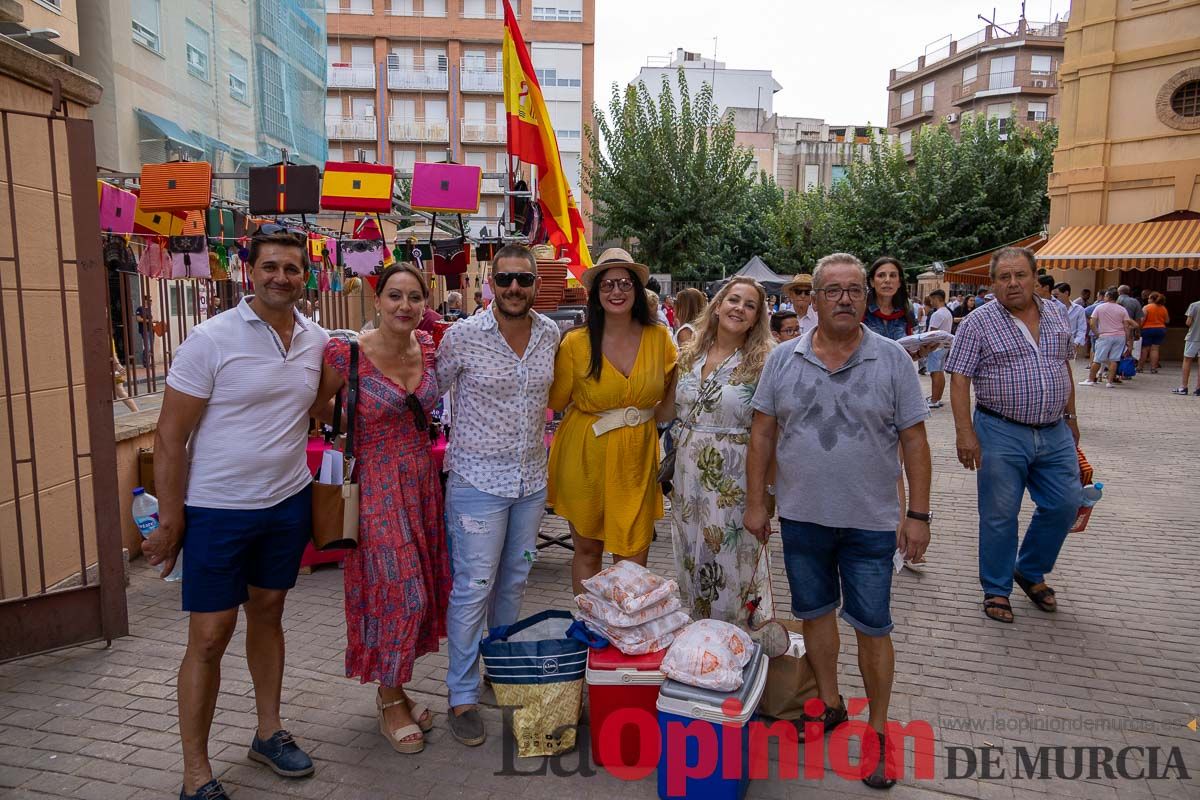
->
xmin=0 ymin=106 xmax=129 ymax=660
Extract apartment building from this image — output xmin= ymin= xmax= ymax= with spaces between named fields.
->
xmin=77 ymin=0 xmax=328 ymax=198
xmin=886 ymin=14 xmax=1067 ymax=157
xmin=4 ymin=0 xmax=80 ymax=57
xmin=632 ymin=50 xmax=886 ymax=195
xmin=767 ymin=116 xmax=890 ymax=193
xmin=324 ymin=0 xmax=595 ymax=232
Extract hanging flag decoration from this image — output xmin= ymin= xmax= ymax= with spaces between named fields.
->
xmin=502 ymin=0 xmax=592 ymax=277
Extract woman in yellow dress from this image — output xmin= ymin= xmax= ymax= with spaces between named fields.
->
xmin=549 ymin=248 xmax=677 ymax=594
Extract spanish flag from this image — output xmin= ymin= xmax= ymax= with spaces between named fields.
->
xmin=502 ymin=0 xmax=592 ymax=276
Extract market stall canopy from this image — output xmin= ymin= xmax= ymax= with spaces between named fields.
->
xmin=946 ymin=234 xmax=1047 ymax=285
xmin=1037 ymin=220 xmax=1200 ymax=271
xmin=734 ymin=255 xmax=787 ymax=289
xmin=135 ymin=109 xmax=204 ymax=156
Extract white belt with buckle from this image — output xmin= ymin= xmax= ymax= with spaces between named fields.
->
xmin=591 ymin=406 xmax=655 ymax=436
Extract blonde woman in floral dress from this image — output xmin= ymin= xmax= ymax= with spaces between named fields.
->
xmin=667 ymin=277 xmax=776 ymax=629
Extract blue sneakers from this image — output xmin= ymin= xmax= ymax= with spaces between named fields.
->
xmin=247 ymin=729 xmax=315 ymax=778
xmin=180 ymin=779 xmax=230 ymax=800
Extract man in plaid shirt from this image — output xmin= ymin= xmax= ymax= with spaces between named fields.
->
xmin=945 ymin=247 xmax=1082 ymax=625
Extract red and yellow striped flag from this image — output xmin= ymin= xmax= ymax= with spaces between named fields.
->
xmin=502 ymin=0 xmax=591 ymax=277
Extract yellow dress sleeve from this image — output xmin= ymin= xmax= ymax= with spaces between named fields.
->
xmin=548 ymin=330 xmax=579 ymax=412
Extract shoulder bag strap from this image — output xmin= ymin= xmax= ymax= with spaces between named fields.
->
xmin=343 ymin=340 xmax=360 ymax=482
xmin=675 ymin=348 xmax=741 ymax=451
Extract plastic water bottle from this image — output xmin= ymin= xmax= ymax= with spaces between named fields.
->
xmin=132 ymin=487 xmax=182 ymax=582
xmin=1070 ymin=482 xmax=1103 ymax=533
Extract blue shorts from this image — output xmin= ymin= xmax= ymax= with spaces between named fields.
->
xmin=778 ymin=519 xmax=895 ymax=636
xmin=1141 ymin=328 xmax=1166 ymax=346
xmin=182 ymin=484 xmax=312 ymax=613
xmin=926 ymin=347 xmax=948 ymax=373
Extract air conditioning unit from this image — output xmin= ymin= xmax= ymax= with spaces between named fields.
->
xmin=945 ymin=113 xmax=959 ymax=124
xmin=1032 ymin=79 xmax=1048 ymax=88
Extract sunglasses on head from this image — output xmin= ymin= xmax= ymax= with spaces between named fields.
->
xmin=494 ymin=272 xmax=536 ymax=288
xmin=255 ymin=223 xmax=306 ymax=237
xmin=405 ymin=393 xmax=428 ymax=432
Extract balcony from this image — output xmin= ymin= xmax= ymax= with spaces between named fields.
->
xmin=461 ymin=57 xmax=503 ymax=93
xmin=326 ymin=116 xmax=378 ymax=141
xmin=328 ymin=63 xmax=376 ymax=89
xmin=326 ymin=1 xmax=374 ymax=14
xmin=888 ymin=95 xmax=935 ymax=126
xmin=462 ymin=6 xmax=508 ymax=18
xmin=387 ymin=59 xmax=449 ymax=91
xmin=389 ymin=1 xmax=447 ymax=16
xmin=461 ymin=120 xmax=505 ymax=144
xmin=388 ymin=117 xmax=450 ymax=143
xmin=952 ymin=69 xmax=1058 ymax=105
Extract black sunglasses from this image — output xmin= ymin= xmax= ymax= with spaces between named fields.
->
xmin=405 ymin=393 xmax=428 ymax=432
xmin=494 ymin=272 xmax=536 ymax=288
xmin=255 ymin=223 xmax=306 ymax=237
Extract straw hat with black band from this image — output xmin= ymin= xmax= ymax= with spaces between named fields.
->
xmin=579 ymin=247 xmax=651 ymax=291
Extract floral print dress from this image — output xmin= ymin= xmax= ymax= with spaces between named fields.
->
xmin=669 ymin=351 xmax=774 ymax=630
xmin=324 ymin=334 xmax=450 ymax=687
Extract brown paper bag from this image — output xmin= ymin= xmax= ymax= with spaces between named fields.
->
xmin=310 ymin=479 xmax=359 ymax=551
xmin=758 ymin=619 xmax=818 ymax=720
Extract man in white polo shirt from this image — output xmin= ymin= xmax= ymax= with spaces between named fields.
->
xmin=142 ymin=229 xmax=328 ymax=800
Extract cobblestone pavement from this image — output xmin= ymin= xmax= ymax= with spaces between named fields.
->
xmin=2 ymin=365 xmax=1198 ymax=800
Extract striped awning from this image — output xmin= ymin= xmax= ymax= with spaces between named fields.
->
xmin=946 ymin=234 xmax=1047 ymax=285
xmin=1037 ymin=220 xmax=1200 ymax=271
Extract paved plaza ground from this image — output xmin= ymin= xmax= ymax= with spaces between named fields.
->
xmin=1 ymin=365 xmax=1198 ymax=800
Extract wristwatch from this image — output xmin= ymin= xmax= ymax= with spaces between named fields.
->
xmin=906 ymin=510 xmax=932 ymax=523
xmin=1063 ymin=413 xmax=1078 ymax=420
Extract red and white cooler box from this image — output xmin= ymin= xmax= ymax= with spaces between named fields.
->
xmin=586 ymin=645 xmax=667 ymax=767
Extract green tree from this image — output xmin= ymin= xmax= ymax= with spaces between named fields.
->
xmin=760 ymin=116 xmax=1058 ymax=279
xmin=584 ymin=70 xmax=753 ymax=278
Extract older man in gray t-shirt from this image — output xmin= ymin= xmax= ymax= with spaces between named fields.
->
xmin=744 ymin=253 xmax=931 ymax=789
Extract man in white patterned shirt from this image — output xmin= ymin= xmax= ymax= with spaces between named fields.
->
xmin=435 ymin=244 xmax=560 ymax=747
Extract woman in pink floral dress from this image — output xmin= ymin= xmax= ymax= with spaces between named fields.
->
xmin=311 ymin=263 xmax=450 ymax=754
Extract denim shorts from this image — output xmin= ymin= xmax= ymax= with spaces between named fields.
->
xmin=926 ymin=347 xmax=948 ymax=373
xmin=778 ymin=519 xmax=895 ymax=636
xmin=182 ymin=484 xmax=312 ymax=613
xmin=1092 ymin=335 xmax=1125 ymax=365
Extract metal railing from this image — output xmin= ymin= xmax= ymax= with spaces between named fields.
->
xmin=387 ymin=59 xmax=449 ymax=91
xmin=953 ymin=69 xmax=1058 ymax=103
xmin=109 ymin=271 xmax=359 ymax=408
xmin=461 ymin=57 xmax=503 ymax=93
xmin=461 ymin=119 xmax=505 ymax=144
xmin=388 ymin=117 xmax=450 ymax=142
xmin=389 ymin=1 xmax=447 ymax=16
xmin=326 ymin=115 xmax=378 ymax=140
xmin=480 ymin=175 xmax=506 ymax=194
xmin=889 ymin=95 xmax=935 ymax=123
xmin=462 ymin=5 xmax=505 ymax=19
xmin=891 ymin=18 xmax=1066 ymax=78
xmin=328 ymin=63 xmax=376 ymax=89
